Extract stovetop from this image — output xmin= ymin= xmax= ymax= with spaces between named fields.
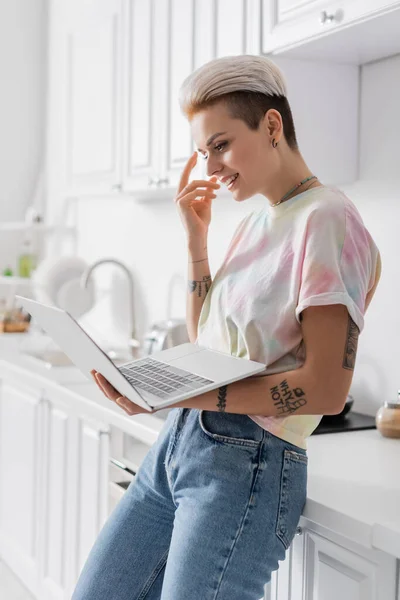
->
xmin=312 ymin=411 xmax=376 ymax=435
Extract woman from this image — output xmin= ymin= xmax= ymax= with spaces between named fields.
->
xmin=72 ymin=55 xmax=381 ymax=600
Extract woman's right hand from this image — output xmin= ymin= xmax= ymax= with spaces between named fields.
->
xmin=174 ymin=152 xmax=220 ymax=242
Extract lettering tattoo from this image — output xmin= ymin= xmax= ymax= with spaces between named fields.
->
xmin=188 ymin=274 xmax=212 ymax=297
xmin=343 ymin=315 xmax=359 ymax=370
xmin=217 ymin=385 xmax=228 ymax=412
xmin=270 ymin=380 xmax=307 ymax=415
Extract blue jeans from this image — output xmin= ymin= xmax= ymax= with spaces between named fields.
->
xmin=72 ymin=408 xmax=308 ymax=600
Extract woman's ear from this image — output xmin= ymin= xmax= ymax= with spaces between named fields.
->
xmin=264 ymin=109 xmax=283 ymax=143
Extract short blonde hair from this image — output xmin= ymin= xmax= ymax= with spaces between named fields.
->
xmin=179 ymin=55 xmax=298 ymax=149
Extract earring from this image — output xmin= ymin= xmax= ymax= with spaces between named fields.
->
xmin=272 ymin=138 xmax=278 ymax=148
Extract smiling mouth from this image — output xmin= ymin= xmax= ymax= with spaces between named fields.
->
xmin=227 ymin=173 xmax=239 ymax=190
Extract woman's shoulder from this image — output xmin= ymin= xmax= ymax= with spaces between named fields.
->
xmin=300 ymin=185 xmax=366 ymax=229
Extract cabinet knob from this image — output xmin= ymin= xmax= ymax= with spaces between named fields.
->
xmin=111 ymin=183 xmax=122 ymax=192
xmin=319 ymin=9 xmax=341 ymax=24
xmin=148 ymin=176 xmax=170 ymax=187
xmin=295 ymin=526 xmax=303 ymax=536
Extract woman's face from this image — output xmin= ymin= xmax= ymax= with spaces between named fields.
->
xmin=190 ymin=102 xmax=278 ymax=201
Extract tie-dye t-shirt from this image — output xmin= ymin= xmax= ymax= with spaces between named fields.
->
xmin=195 ymin=186 xmax=380 ymax=450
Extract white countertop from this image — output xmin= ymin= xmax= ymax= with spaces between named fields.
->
xmin=0 ymin=333 xmax=399 ymax=559
xmin=305 ymin=429 xmax=400 ymax=558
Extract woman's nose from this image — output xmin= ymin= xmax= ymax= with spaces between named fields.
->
xmin=205 ymin=156 xmax=223 ymax=178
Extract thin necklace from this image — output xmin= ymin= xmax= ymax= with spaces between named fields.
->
xmin=270 ymin=175 xmax=317 ymax=207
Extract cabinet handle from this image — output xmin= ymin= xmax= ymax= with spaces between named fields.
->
xmin=110 ymin=457 xmax=136 ymax=477
xmin=320 ymin=10 xmax=337 ymax=24
xmin=295 ymin=526 xmax=303 ymax=536
xmin=148 ymin=176 xmax=170 ymax=187
xmin=111 ymin=183 xmax=122 ymax=192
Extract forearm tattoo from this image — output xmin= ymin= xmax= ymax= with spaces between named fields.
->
xmin=217 ymin=385 xmax=228 ymax=412
xmin=270 ymin=380 xmax=307 ymax=415
xmin=188 ymin=274 xmax=212 ymax=297
xmin=343 ymin=315 xmax=359 ymax=370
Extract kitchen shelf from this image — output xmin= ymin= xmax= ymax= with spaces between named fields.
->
xmin=0 ymin=222 xmax=75 ymax=233
xmin=0 ymin=277 xmax=33 ymax=286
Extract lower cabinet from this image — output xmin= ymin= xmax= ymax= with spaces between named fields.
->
xmin=0 ymin=379 xmax=43 ymax=594
xmin=265 ymin=520 xmax=398 ymax=600
xmin=1 ymin=367 xmax=399 ymax=600
xmin=0 ymin=373 xmax=110 ymax=600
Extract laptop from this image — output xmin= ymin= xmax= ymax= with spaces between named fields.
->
xmin=16 ymin=296 xmax=267 ymax=412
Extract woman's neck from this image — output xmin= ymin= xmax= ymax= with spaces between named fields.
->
xmin=264 ymin=150 xmax=322 ymax=206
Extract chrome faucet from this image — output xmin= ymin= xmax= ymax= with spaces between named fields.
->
xmin=80 ymin=258 xmax=141 ymax=358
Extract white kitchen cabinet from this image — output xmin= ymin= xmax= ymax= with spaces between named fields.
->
xmin=47 ymin=0 xmax=263 ymax=204
xmin=122 ymin=0 xmax=161 ymax=192
xmin=264 ymin=521 xmax=398 ymax=600
xmin=302 ymin=527 xmax=397 ymax=599
xmin=47 ymin=0 xmax=360 ymax=208
xmin=47 ymin=0 xmax=124 ymax=201
xmin=160 ymin=0 xmax=262 ymax=189
xmin=38 ymin=389 xmax=109 ymax=599
xmin=0 ymin=379 xmax=42 ymax=594
xmin=263 ymin=528 xmax=305 ymax=600
xmin=75 ymin=417 xmax=110 ymax=578
xmin=0 ymin=366 xmax=110 ymax=600
xmin=39 ymin=396 xmax=70 ymax=600
xmin=262 ymin=0 xmax=400 ymax=57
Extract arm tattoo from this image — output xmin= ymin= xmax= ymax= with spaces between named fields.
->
xmin=270 ymin=380 xmax=307 ymax=415
xmin=188 ymin=275 xmax=211 ymax=297
xmin=217 ymin=385 xmax=228 ymax=412
xmin=343 ymin=315 xmax=359 ymax=370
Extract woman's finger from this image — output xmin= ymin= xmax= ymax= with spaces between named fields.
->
xmin=177 ymin=152 xmax=197 ymax=194
xmin=94 ymin=372 xmax=119 ymax=399
xmin=91 ymin=369 xmax=108 ymax=394
xmin=94 ymin=372 xmax=139 ymax=415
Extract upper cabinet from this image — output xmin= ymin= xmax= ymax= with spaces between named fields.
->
xmin=49 ymin=0 xmax=400 ymax=206
xmin=47 ymin=0 xmax=124 ymax=197
xmin=262 ymin=0 xmax=400 ymax=63
xmin=160 ymin=0 xmax=262 ymax=189
xmin=47 ymin=0 xmax=263 ymax=204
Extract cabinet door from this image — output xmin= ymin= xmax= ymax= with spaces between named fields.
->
xmin=73 ymin=418 xmax=109 ymax=583
xmin=39 ymin=395 xmax=71 ymax=600
xmin=262 ymin=0 xmax=400 ymax=54
xmin=48 ymin=0 xmax=124 ymax=199
xmin=0 ymin=380 xmax=42 ymax=594
xmin=303 ymin=528 xmax=397 ymax=600
xmin=122 ymin=0 xmax=160 ymax=191
xmin=160 ymin=0 xmax=261 ymax=189
xmin=263 ymin=527 xmax=304 ymax=600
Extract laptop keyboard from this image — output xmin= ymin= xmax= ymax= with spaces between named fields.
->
xmin=118 ymin=357 xmax=214 ymax=400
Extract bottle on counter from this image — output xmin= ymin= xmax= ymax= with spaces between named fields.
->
xmin=375 ymin=391 xmax=400 ymax=438
xmin=18 ymin=235 xmax=37 ymax=278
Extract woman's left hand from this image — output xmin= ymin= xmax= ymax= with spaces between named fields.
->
xmin=91 ymin=369 xmax=149 ymax=416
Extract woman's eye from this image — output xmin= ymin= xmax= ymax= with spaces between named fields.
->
xmin=199 ymin=142 xmax=227 ymax=160
xmin=214 ymin=142 xmax=227 ymax=152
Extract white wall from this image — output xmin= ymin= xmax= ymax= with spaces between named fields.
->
xmin=0 ymin=0 xmax=47 ymax=274
xmin=67 ymin=189 xmax=267 ymax=350
xmin=341 ymin=53 xmax=400 ymax=415
xmin=41 ymin=36 xmax=399 ymax=417
xmin=67 ymin=53 xmax=400 ymax=416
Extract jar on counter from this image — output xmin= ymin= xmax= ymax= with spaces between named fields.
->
xmin=375 ymin=392 xmax=400 ymax=438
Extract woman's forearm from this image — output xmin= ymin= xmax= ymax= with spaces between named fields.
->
xmin=186 ymin=238 xmax=212 ymax=343
xmin=153 ymin=364 xmax=343 ymax=417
